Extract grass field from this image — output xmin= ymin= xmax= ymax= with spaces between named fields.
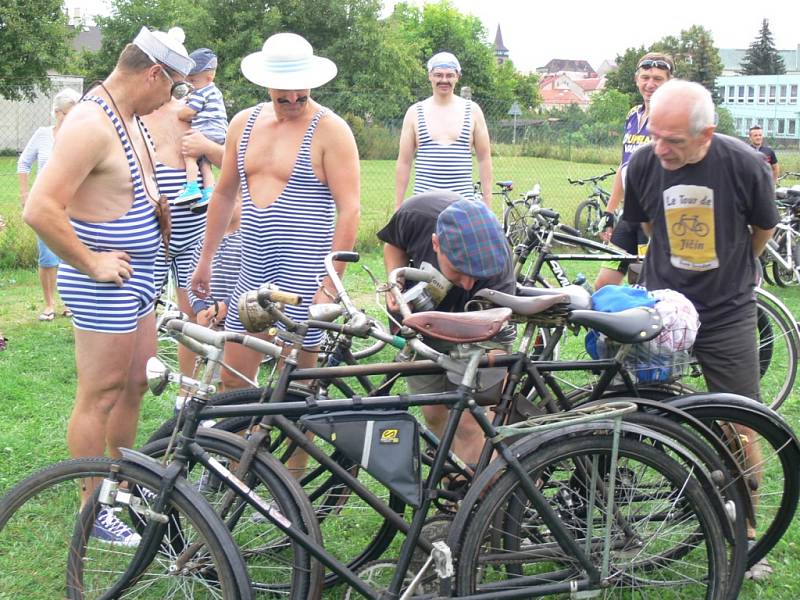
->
xmin=2 ymin=148 xmax=800 ymax=596
xmin=1 ymin=246 xmax=800 ymax=596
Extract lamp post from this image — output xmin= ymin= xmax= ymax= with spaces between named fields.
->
xmin=508 ymin=101 xmax=522 ymax=144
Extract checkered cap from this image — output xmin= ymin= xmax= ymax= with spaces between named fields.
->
xmin=436 ymin=199 xmax=509 ymax=278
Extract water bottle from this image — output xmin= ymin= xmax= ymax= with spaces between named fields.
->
xmin=573 ymin=272 xmax=594 ymax=294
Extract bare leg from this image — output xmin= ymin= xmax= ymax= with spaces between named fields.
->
xmin=200 ymin=160 xmax=216 ymax=189
xmin=69 ymin=312 xmax=156 ymax=503
xmin=593 ymin=266 xmax=624 ymax=291
xmin=38 ymin=266 xmax=57 ymax=314
xmin=185 ymin=157 xmax=200 ymax=182
xmin=421 ymin=404 xmax=493 ymax=467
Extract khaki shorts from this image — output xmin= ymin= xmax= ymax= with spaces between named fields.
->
xmin=406 ymin=367 xmax=506 ymax=407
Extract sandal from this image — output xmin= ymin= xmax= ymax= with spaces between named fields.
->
xmin=38 ymin=311 xmax=55 ymax=322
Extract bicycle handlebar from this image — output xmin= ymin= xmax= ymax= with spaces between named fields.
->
xmin=324 ymin=251 xmax=360 ymax=317
xmin=257 ymin=286 xmax=302 ymax=307
xmin=567 ymin=169 xmax=616 ymax=186
xmin=165 ymin=318 xmax=284 ymax=358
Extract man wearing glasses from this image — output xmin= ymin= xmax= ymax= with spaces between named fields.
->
xmin=23 ymin=27 xmax=194 ymax=545
xmin=395 ymin=51 xmax=494 ymax=207
xmin=595 ymin=52 xmax=673 ymax=289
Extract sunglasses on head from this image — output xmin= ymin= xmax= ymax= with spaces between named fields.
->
xmin=159 ymin=66 xmax=193 ymax=100
xmin=637 ymin=59 xmax=672 ymax=72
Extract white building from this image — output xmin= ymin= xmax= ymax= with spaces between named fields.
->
xmin=716 ymin=74 xmax=800 ymax=140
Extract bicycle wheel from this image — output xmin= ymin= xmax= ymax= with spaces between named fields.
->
xmin=503 ymin=199 xmax=534 ymax=248
xmin=451 ymin=435 xmax=729 ymax=598
xmin=574 ymin=199 xmax=601 ymax=238
xmin=0 ymin=457 xmax=252 ymax=599
xmin=754 ymin=292 xmax=799 ymax=410
xmin=139 ymin=429 xmax=322 ymax=598
xmin=147 ymin=388 xmax=406 ymax=587
xmin=770 ymin=233 xmax=799 ymax=287
xmin=668 ymin=396 xmax=800 ymax=568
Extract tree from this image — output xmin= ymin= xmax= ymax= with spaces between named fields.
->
xmin=0 ymin=0 xmax=74 ymax=100
xmin=741 ymin=19 xmax=785 ymax=75
xmin=604 ymin=45 xmax=649 ymax=106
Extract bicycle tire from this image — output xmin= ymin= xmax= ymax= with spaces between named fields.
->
xmin=139 ymin=429 xmax=323 ymax=598
xmin=147 ymin=387 xmax=406 ymax=588
xmin=0 ymin=457 xmax=252 ymax=599
xmin=667 ymin=396 xmax=800 ymax=567
xmin=451 ymin=435 xmax=729 ymax=598
xmin=503 ymin=199 xmax=534 ymax=249
xmin=754 ymin=292 xmax=799 ymax=410
xmin=574 ymin=198 xmax=602 ymax=238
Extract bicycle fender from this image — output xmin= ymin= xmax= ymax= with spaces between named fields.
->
xmin=666 ymin=393 xmax=800 ymax=452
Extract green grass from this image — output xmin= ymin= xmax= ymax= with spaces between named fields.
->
xmin=1 ymin=250 xmax=800 ymax=597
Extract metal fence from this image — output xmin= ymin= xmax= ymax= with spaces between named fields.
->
xmin=0 ymin=87 xmax=626 ymax=269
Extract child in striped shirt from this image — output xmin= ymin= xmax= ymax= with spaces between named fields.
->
xmin=175 ymin=47 xmax=228 ymax=212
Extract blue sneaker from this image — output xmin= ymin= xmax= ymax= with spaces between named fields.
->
xmin=91 ymin=507 xmax=141 ymax=547
xmin=171 ymin=181 xmax=203 ymax=206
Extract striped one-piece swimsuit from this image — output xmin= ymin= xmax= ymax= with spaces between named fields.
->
xmin=225 ymin=104 xmax=335 ymax=346
xmin=56 ymin=96 xmax=162 ymax=334
xmin=412 ymin=100 xmax=474 ymax=199
xmin=151 ymin=163 xmax=207 ymax=292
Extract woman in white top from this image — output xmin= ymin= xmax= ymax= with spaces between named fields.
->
xmin=17 ymin=88 xmax=81 ymax=321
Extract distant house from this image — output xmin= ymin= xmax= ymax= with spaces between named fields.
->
xmin=537 ymin=69 xmax=606 ymax=112
xmin=536 ymin=59 xmax=597 ymax=80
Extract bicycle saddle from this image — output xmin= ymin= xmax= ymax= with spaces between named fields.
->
xmin=472 ymin=289 xmax=569 ymax=316
xmin=516 ymin=284 xmax=592 ymax=310
xmin=403 ymin=307 xmax=512 ymax=343
xmin=496 ymin=180 xmax=513 ymax=189
xmin=568 ymin=307 xmax=662 ymax=343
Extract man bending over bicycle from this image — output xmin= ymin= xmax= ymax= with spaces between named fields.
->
xmin=378 ymin=191 xmax=515 ymax=466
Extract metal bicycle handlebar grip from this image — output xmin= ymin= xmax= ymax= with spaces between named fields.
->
xmin=166 ymin=319 xmax=226 ymax=348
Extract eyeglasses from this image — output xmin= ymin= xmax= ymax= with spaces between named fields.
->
xmin=159 ymin=67 xmax=193 ymax=100
xmin=637 ymin=59 xmax=672 ymax=72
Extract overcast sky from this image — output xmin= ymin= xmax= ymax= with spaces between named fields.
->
xmin=79 ymin=0 xmax=798 ymax=74
xmin=383 ymin=0 xmax=799 ymax=73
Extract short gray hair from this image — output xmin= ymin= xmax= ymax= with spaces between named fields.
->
xmin=650 ymin=79 xmax=715 ymax=135
xmin=52 ymin=88 xmax=81 ymax=114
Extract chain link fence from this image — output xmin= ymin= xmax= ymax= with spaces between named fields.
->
xmin=1 ymin=86 xmax=622 ymax=269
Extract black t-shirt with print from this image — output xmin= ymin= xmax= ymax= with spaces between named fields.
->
xmin=376 ymin=190 xmax=516 ymax=313
xmin=623 ymin=134 xmax=778 ymax=326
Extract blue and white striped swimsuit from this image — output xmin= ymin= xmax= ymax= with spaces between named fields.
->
xmin=151 ymin=160 xmax=207 ymax=292
xmin=412 ymin=100 xmax=474 ymax=199
xmin=225 ymin=104 xmax=335 ymax=346
xmin=57 ymin=96 xmax=161 ymax=333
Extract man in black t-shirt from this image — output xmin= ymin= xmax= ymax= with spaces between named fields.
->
xmin=624 ymin=80 xmax=778 ymax=401
xmin=377 ymin=191 xmax=515 ymax=465
xmin=623 ymin=81 xmax=778 ymax=572
xmin=748 ymin=125 xmax=779 ymax=183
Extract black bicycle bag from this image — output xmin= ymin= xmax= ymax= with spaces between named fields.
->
xmin=299 ymin=410 xmax=421 ymax=507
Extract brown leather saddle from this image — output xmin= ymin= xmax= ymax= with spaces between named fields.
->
xmin=403 ymin=307 xmax=512 ymax=343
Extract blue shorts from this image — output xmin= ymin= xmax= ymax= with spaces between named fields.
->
xmin=37 ymin=237 xmax=60 ymax=268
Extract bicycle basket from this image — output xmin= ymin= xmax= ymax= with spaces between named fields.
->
xmin=622 ymin=340 xmax=692 ymax=384
xmin=299 ymin=410 xmax=422 ymax=507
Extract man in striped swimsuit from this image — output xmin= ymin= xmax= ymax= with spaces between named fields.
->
xmin=395 ymin=51 xmax=494 ymax=208
xmin=192 ymin=32 xmax=360 ymax=390
xmin=23 ymin=27 xmax=194 ymax=544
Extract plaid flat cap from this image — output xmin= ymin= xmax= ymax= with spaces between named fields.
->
xmin=436 ymin=199 xmax=509 ymax=278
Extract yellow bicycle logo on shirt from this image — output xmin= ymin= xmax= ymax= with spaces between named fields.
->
xmin=671 ymin=214 xmax=709 ymax=237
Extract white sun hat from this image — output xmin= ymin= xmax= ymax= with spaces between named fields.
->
xmin=240 ymin=33 xmax=337 ymax=90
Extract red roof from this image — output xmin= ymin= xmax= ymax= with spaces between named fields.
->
xmin=576 ymin=77 xmax=604 ymax=92
xmin=539 ymin=88 xmax=588 ymax=106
